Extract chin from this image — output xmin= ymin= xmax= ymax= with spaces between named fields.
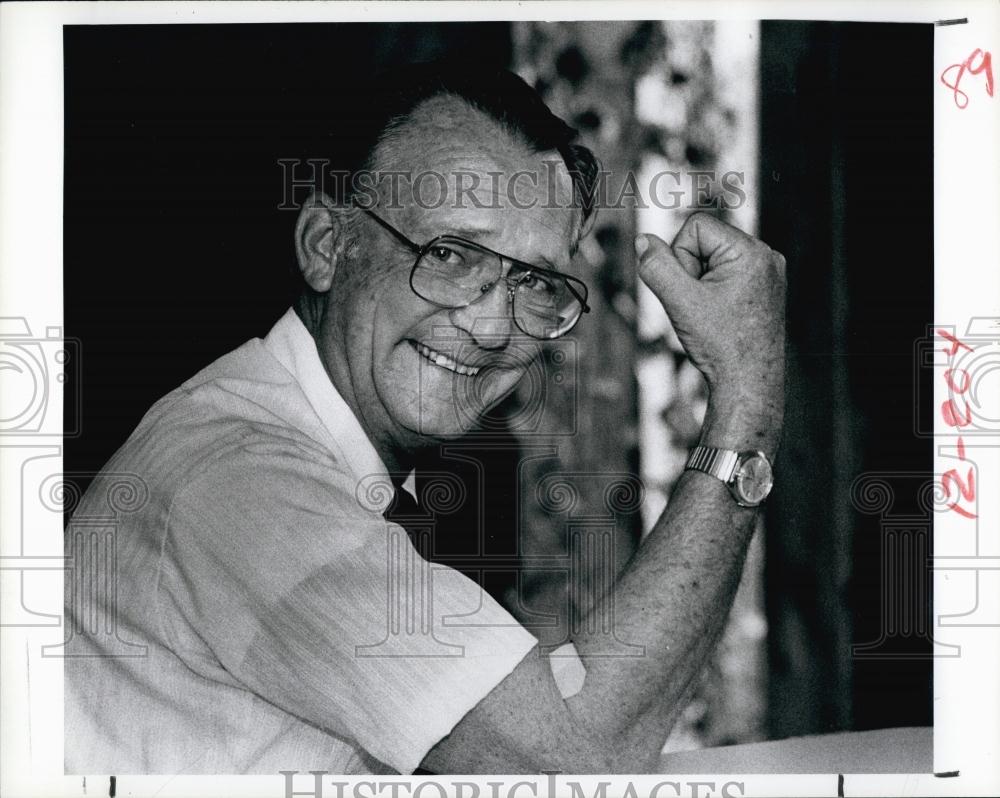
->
xmin=379 ymin=351 xmax=527 ymax=440
xmin=395 ymin=405 xmax=481 ymax=441
xmin=392 ymin=383 xmax=520 ymax=441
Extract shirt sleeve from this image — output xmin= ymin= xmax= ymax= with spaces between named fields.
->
xmin=160 ymin=432 xmax=538 ymax=774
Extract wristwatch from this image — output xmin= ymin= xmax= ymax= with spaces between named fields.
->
xmin=685 ymin=446 xmax=774 ymax=507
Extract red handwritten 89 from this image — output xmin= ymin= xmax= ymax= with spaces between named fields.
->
xmin=940 ymin=48 xmax=994 ymax=109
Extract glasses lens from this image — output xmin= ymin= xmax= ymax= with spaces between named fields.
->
xmin=412 ymin=239 xmax=502 ymax=308
xmin=513 ymin=271 xmax=584 ymax=339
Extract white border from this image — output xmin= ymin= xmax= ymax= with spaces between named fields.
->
xmin=1 ymin=2 xmax=998 ymax=797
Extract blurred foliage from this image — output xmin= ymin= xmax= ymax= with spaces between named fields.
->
xmin=513 ymin=21 xmax=767 ymax=752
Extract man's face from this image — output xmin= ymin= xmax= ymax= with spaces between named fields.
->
xmin=318 ymin=100 xmax=581 ymax=451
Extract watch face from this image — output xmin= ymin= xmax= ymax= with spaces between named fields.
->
xmin=734 ymin=453 xmax=774 ymax=506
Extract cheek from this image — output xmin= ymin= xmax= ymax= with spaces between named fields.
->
xmin=366 ymin=284 xmax=438 ymax=393
xmin=344 ymin=261 xmax=413 ymax=341
xmin=373 ymin=283 xmax=434 ymax=350
xmin=336 ymin=268 xmax=411 ymax=390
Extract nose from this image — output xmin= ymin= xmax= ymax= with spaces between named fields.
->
xmin=448 ymin=279 xmax=514 ymax=350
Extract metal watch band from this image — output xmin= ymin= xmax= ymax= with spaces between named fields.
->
xmin=685 ymin=445 xmax=739 ymax=483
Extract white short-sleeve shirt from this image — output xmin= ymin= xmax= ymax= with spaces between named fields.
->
xmin=63 ymin=309 xmax=571 ymax=775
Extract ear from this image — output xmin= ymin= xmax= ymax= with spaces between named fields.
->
xmin=295 ymin=191 xmax=346 ymax=293
xmin=578 ymin=207 xmax=598 ymax=242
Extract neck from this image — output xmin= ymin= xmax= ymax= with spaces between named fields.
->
xmin=372 ymin=436 xmax=421 ymax=486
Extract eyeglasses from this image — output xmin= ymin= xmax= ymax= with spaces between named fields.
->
xmin=359 ymin=207 xmax=590 ymax=340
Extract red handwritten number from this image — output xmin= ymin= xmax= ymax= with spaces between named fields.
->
xmin=943 ymin=467 xmax=976 ymax=502
xmin=942 ymin=398 xmax=973 ymax=427
xmin=941 ymin=48 xmax=995 ymax=109
xmin=937 ymin=329 xmax=977 ymax=518
xmin=943 ymin=368 xmax=971 ymax=393
xmin=943 ymin=465 xmax=977 ymax=519
xmin=937 ymin=328 xmax=973 ymax=356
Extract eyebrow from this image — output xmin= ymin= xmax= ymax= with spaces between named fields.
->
xmin=442 ymin=225 xmax=566 ymax=271
xmin=444 ymin=224 xmax=495 ymax=241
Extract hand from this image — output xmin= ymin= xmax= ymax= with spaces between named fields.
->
xmin=636 ymin=212 xmax=786 ymax=402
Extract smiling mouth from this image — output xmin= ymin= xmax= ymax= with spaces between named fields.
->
xmin=410 ymin=340 xmax=482 ymax=377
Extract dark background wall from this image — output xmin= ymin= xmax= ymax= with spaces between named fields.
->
xmin=65 ymin=21 xmax=933 ymax=742
xmin=761 ymin=22 xmax=933 ymax=736
xmin=64 ymin=23 xmax=513 ymax=475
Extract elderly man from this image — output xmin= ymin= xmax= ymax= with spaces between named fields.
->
xmin=65 ymin=64 xmax=784 ymax=775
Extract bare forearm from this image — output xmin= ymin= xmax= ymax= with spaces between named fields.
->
xmin=567 ymin=389 xmax=782 ymax=767
xmin=557 ymin=215 xmax=787 ymax=768
xmin=421 ymin=215 xmax=786 ymax=776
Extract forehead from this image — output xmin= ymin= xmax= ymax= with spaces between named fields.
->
xmin=374 ymin=96 xmax=581 ymax=270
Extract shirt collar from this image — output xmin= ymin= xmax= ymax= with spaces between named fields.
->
xmin=263 ymin=308 xmax=400 ymax=501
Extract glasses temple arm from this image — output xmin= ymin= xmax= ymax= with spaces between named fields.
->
xmin=557 ymin=275 xmax=590 ymax=313
xmin=357 ymin=206 xmax=422 ymax=255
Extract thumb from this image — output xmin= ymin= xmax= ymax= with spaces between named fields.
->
xmin=635 ymin=233 xmax=698 ymax=310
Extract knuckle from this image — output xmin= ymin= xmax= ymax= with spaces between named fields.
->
xmin=686 ymin=210 xmax=723 ymax=235
xmin=753 ymin=243 xmax=786 ymax=273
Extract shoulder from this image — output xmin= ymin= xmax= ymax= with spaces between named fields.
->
xmin=111 ymin=335 xmax=338 ymax=485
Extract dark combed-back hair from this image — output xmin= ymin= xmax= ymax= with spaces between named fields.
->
xmin=328 ymin=61 xmax=600 ymax=223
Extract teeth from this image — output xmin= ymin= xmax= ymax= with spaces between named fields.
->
xmin=413 ymin=342 xmax=480 ymax=376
